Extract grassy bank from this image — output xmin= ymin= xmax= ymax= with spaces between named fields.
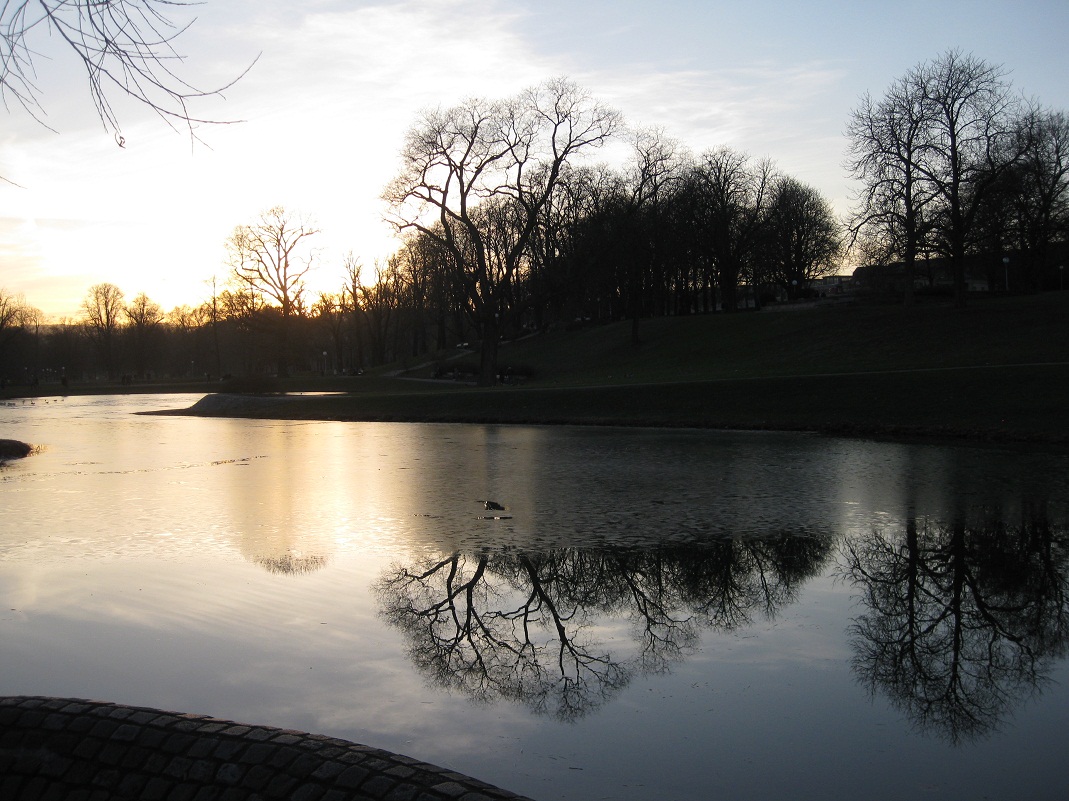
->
xmin=165 ymin=293 xmax=1069 ymax=446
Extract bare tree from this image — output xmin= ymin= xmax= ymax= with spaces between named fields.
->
xmin=80 ymin=282 xmax=125 ymax=378
xmin=919 ymin=50 xmax=1026 ymax=305
xmin=339 ymin=252 xmax=365 ymax=370
xmin=846 ymin=76 xmax=936 ymax=306
xmin=124 ymin=291 xmax=163 ymax=377
xmin=312 ymin=292 xmax=345 ymax=374
xmin=524 ymin=162 xmax=622 ymax=326
xmin=912 ymin=50 xmax=1024 ymax=306
xmin=847 ymin=51 xmax=1029 ymax=305
xmin=386 ymin=77 xmax=620 ymax=385
xmin=0 ymin=0 xmax=253 ymax=143
xmin=759 ymin=177 xmax=843 ymax=298
xmin=226 ymin=206 xmax=319 ymax=378
xmin=685 ymin=147 xmax=775 ymax=311
xmin=976 ymin=109 xmax=1069 ymax=291
xmin=357 ymin=258 xmax=403 ymax=367
xmin=0 ymin=288 xmax=26 ymax=379
xmin=0 ymin=287 xmax=24 ymax=344
xmin=619 ymin=127 xmax=686 ymax=342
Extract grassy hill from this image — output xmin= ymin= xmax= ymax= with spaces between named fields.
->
xmin=181 ymin=292 xmax=1069 ymax=446
xmin=444 ymin=291 xmax=1069 ymax=385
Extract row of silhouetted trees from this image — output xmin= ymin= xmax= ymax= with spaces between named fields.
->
xmin=2 ymin=53 xmax=1066 ymax=386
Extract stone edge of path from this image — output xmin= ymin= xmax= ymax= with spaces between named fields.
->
xmin=0 ymin=696 xmax=536 ymax=801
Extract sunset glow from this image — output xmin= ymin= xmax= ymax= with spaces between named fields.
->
xmin=2 ymin=0 xmax=1067 ymax=318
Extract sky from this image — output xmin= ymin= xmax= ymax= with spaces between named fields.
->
xmin=2 ymin=0 xmax=1068 ymax=319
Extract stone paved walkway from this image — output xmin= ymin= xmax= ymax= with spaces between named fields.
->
xmin=0 ymin=696 xmax=535 ymax=801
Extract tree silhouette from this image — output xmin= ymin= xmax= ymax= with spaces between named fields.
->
xmin=226 ymin=206 xmax=319 ymax=379
xmin=385 ymin=78 xmax=619 ymax=385
xmin=80 ymin=282 xmax=125 ymax=379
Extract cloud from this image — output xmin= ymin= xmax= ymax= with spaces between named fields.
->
xmin=7 ymin=0 xmax=1066 ymax=314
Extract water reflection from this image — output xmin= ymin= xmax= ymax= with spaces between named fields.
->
xmin=379 ymin=505 xmax=1069 ymax=738
xmin=376 ymin=534 xmax=835 ymax=721
xmin=252 ymin=551 xmax=329 ymax=575
xmin=841 ymin=506 xmax=1069 ymax=742
xmin=6 ymin=396 xmax=1069 ymax=800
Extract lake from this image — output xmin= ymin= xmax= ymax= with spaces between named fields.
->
xmin=1 ymin=394 xmax=1067 ymax=800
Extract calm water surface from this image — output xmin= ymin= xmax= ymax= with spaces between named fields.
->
xmin=2 ymin=394 xmax=1068 ymax=800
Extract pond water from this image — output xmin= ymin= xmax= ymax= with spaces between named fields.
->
xmin=1 ymin=394 xmax=1068 ymax=800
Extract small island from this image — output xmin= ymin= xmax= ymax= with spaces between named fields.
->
xmin=0 ymin=439 xmax=33 ymax=462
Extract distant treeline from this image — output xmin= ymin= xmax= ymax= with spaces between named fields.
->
xmin=2 ymin=52 xmax=1066 ymax=386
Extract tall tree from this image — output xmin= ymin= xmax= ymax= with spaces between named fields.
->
xmin=685 ymin=148 xmax=775 ymax=311
xmin=356 ymin=259 xmax=403 ymax=367
xmin=759 ymin=177 xmax=843 ymax=298
xmin=0 ymin=289 xmax=25 ymax=374
xmin=527 ymin=162 xmax=623 ymax=326
xmin=975 ymin=109 xmax=1069 ymax=291
xmin=846 ymin=76 xmax=935 ymax=306
xmin=80 ymin=282 xmax=125 ymax=378
xmin=847 ymin=51 xmax=1027 ymax=305
xmin=312 ymin=292 xmax=345 ymax=374
xmin=619 ymin=127 xmax=685 ymax=341
xmin=125 ymin=291 xmax=164 ymax=378
xmin=226 ymin=206 xmax=319 ymax=378
xmin=914 ymin=50 xmax=1024 ymax=306
xmin=386 ymin=78 xmax=620 ymax=385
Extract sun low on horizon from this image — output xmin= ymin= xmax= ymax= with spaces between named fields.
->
xmin=2 ymin=0 xmax=1068 ymax=321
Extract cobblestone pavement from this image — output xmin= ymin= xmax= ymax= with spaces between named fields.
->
xmin=0 ymin=696 xmax=536 ymax=801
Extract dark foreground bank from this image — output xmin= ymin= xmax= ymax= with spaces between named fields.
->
xmin=156 ymin=362 xmax=1069 ymax=448
xmin=0 ymin=696 xmax=532 ymax=801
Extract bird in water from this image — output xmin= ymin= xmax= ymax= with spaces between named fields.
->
xmin=483 ymin=500 xmax=506 ymax=511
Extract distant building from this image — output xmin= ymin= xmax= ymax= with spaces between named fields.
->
xmin=814 ymin=275 xmax=848 ymax=296
xmin=850 ymin=243 xmax=1069 ymax=296
xmin=851 ymin=253 xmax=992 ymax=296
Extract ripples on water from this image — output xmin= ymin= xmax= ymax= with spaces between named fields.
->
xmin=2 ymin=394 xmax=1068 ymax=801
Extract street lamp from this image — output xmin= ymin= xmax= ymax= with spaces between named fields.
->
xmin=1002 ymin=256 xmax=1010 ymax=292
xmin=1060 ymin=265 xmax=1065 ymax=291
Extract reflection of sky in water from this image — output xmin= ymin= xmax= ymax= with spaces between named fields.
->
xmin=1 ymin=395 xmax=1068 ymax=801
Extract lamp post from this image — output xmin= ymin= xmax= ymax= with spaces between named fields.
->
xmin=322 ymin=350 xmax=328 ymax=377
xmin=1060 ymin=265 xmax=1065 ymax=291
xmin=1002 ymin=256 xmax=1010 ymax=292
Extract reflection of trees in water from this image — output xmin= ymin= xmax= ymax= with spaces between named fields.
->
xmin=251 ymin=551 xmax=329 ymax=575
xmin=234 ymin=525 xmax=332 ymax=576
xmin=376 ymin=534 xmax=833 ymax=720
xmin=842 ymin=506 xmax=1069 ymax=743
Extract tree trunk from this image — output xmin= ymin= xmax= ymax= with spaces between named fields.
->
xmin=276 ymin=315 xmax=290 ymax=379
xmin=478 ymin=317 xmax=500 ymax=386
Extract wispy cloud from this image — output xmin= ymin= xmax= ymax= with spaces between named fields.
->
xmin=3 ymin=0 xmax=1067 ymax=314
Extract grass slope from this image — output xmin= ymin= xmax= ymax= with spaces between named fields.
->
xmin=476 ymin=292 xmax=1069 ymax=385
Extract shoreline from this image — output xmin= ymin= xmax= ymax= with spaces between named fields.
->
xmin=148 ymin=389 xmax=1069 ymax=452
